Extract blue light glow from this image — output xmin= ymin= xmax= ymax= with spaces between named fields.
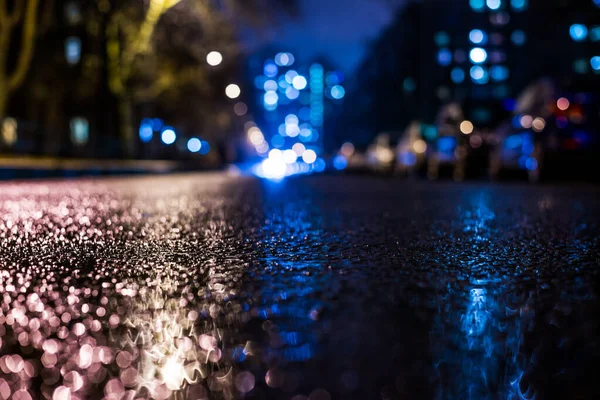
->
xmin=525 ymin=157 xmax=538 ymax=171
xmin=333 ymin=155 xmax=348 ymax=170
xmin=264 ymin=62 xmax=278 ymax=77
xmin=486 ymin=0 xmax=501 ymax=10
xmin=309 ymin=64 xmax=324 ymax=129
xmin=438 ymin=137 xmax=457 ymax=153
xmin=469 ymin=29 xmax=487 ymax=45
xmin=434 ymin=32 xmax=450 ymax=47
xmin=314 ymin=158 xmax=326 ymax=172
xmin=403 ymin=77 xmax=416 ymax=92
xmin=271 ymin=135 xmax=285 ymax=148
xmin=330 ymin=85 xmax=346 ymax=99
xmin=325 ymin=71 xmax=344 ymax=86
xmin=285 ymin=70 xmax=299 ymax=83
xmin=470 ymin=0 xmax=485 ymax=11
xmin=490 ymin=65 xmax=509 ymax=81
xmin=590 ymin=26 xmax=600 ymax=41
xmin=285 ymin=114 xmax=299 ymax=125
xmin=187 ymin=137 xmax=201 ymax=152
xmin=511 ymin=30 xmax=526 ymax=46
xmin=470 ymin=66 xmax=489 ymax=84
xmin=264 ymin=79 xmax=278 ymax=91
xmin=469 ymin=48 xmax=488 ymax=64
xmin=65 ymin=36 xmax=81 ymax=65
xmin=437 ymin=48 xmax=452 ymax=66
xmin=570 ymin=24 xmax=588 ymax=41
xmin=399 ymin=151 xmax=417 ymax=166
xmin=451 ymin=67 xmax=465 ymax=83
xmin=286 ymin=87 xmax=300 ymax=100
xmin=275 ymin=52 xmax=295 ymax=67
xmin=264 ymin=91 xmax=279 ymax=106
xmin=591 ymin=56 xmax=600 ymax=70
xmin=292 ymin=75 xmax=308 ymax=90
xmin=199 ymin=141 xmax=210 ymax=154
xmin=161 ymin=128 xmax=176 ymax=145
xmin=505 ymin=134 xmax=522 ymax=149
xmin=254 ymin=75 xmax=268 ymax=89
xmin=511 ymin=0 xmax=527 ymax=11
xmin=139 ymin=122 xmax=153 ymax=142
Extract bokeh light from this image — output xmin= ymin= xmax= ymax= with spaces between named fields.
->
xmin=225 ymin=84 xmax=241 ymax=99
xmin=460 ymin=120 xmax=474 ymax=134
xmin=187 ymin=138 xmax=201 ymax=152
xmin=570 ymin=24 xmax=588 ymax=42
xmin=557 ymin=97 xmax=570 ymax=111
xmin=469 ymin=48 xmax=488 ymax=64
xmin=206 ymin=51 xmax=223 ymax=66
xmin=161 ymin=128 xmax=176 ymax=145
xmin=302 ymin=149 xmax=317 ymax=164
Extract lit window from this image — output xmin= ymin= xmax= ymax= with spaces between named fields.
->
xmin=437 ymin=48 xmax=452 ymax=66
xmin=469 ymin=29 xmax=487 ymax=45
xmin=570 ymin=24 xmax=588 ymax=42
xmin=469 ymin=48 xmax=488 ymax=64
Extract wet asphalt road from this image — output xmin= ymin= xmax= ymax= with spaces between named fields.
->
xmin=0 ymin=173 xmax=599 ymax=400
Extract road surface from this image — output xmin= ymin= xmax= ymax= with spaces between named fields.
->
xmin=0 ymin=173 xmax=598 ymax=399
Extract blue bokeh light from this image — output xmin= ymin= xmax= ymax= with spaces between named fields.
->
xmin=451 ymin=67 xmax=465 ymax=83
xmin=437 ymin=48 xmax=452 ymax=66
xmin=570 ymin=24 xmax=588 ymax=41
xmin=161 ymin=128 xmax=176 ymax=145
xmin=333 ymin=155 xmax=348 ymax=170
xmin=469 ymin=48 xmax=488 ymax=64
xmin=469 ymin=29 xmax=487 ymax=45
xmin=139 ymin=122 xmax=153 ymax=143
xmin=187 ymin=137 xmax=201 ymax=152
xmin=330 ymin=85 xmax=346 ymax=99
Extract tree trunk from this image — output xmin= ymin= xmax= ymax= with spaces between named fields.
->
xmin=119 ymin=95 xmax=135 ymax=158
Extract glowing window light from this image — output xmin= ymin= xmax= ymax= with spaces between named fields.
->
xmin=486 ymin=0 xmax=501 ymax=10
xmin=264 ymin=91 xmax=279 ymax=106
xmin=264 ymin=62 xmax=278 ymax=77
xmin=161 ymin=128 xmax=176 ymax=145
xmin=510 ymin=0 xmax=527 ymax=11
xmin=292 ymin=75 xmax=308 ymax=90
xmin=330 ymin=85 xmax=346 ymax=99
xmin=139 ymin=121 xmax=153 ymax=142
xmin=302 ymin=149 xmax=317 ymax=164
xmin=470 ymin=0 xmax=485 ymax=11
xmin=434 ymin=31 xmax=450 ymax=47
xmin=225 ymin=84 xmax=241 ymax=99
xmin=570 ymin=24 xmax=588 ymax=42
xmin=187 ymin=138 xmax=202 ymax=152
xmin=469 ymin=29 xmax=487 ymax=45
xmin=206 ymin=51 xmax=222 ymax=66
xmin=65 ymin=36 xmax=81 ymax=65
xmin=490 ymin=65 xmax=509 ymax=81
xmin=451 ymin=67 xmax=465 ymax=83
xmin=470 ymin=66 xmax=489 ymax=84
xmin=283 ymin=149 xmax=298 ymax=164
xmin=264 ymin=80 xmax=277 ymax=91
xmin=591 ymin=56 xmax=600 ymax=70
xmin=469 ymin=48 xmax=488 ymax=64
xmin=437 ymin=48 xmax=452 ymax=66
xmin=286 ymin=87 xmax=300 ymax=100
xmin=511 ymin=30 xmax=526 ymax=46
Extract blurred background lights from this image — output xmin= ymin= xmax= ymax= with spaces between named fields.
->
xmin=469 ymin=47 xmax=488 ymax=64
xmin=490 ymin=65 xmax=509 ymax=81
xmin=470 ymin=66 xmax=489 ymax=84
xmin=206 ymin=51 xmax=223 ymax=66
xmin=286 ymin=87 xmax=300 ymax=100
xmin=282 ymin=149 xmax=298 ymax=164
xmin=292 ymin=143 xmax=306 ymax=155
xmin=460 ymin=120 xmax=474 ymax=134
xmin=469 ymin=29 xmax=487 ymax=45
xmin=590 ymin=56 xmax=600 ymax=71
xmin=434 ymin=31 xmax=450 ymax=47
xmin=413 ymin=139 xmax=427 ymax=153
xmin=511 ymin=30 xmax=526 ymax=45
xmin=340 ymin=142 xmax=355 ymax=157
xmin=139 ymin=121 xmax=153 ymax=142
xmin=261 ymin=158 xmax=287 ymax=179
xmin=225 ymin=84 xmax=241 ymax=99
xmin=302 ymin=149 xmax=317 ymax=164
xmin=161 ymin=128 xmax=176 ymax=145
xmin=285 ymin=114 xmax=299 ymax=125
xmin=451 ymin=67 xmax=465 ymax=83
xmin=292 ymin=75 xmax=308 ymax=90
xmin=532 ymin=117 xmax=546 ymax=132
xmin=437 ymin=48 xmax=452 ymax=66
xmin=331 ymin=85 xmax=346 ymax=99
xmin=520 ymin=115 xmax=533 ymax=128
xmin=234 ymin=102 xmax=248 ymax=116
xmin=271 ymin=134 xmax=285 ymax=148
xmin=264 ymin=79 xmax=278 ymax=91
xmin=403 ymin=77 xmax=416 ymax=92
xmin=264 ymin=62 xmax=278 ymax=77
xmin=70 ymin=117 xmax=89 ymax=145
xmin=570 ymin=24 xmax=588 ymax=41
xmin=590 ymin=26 xmax=600 ymax=41
xmin=275 ymin=52 xmax=295 ymax=67
xmin=269 ymin=148 xmax=283 ymax=160
xmin=285 ymin=70 xmax=299 ymax=83
xmin=486 ymin=0 xmax=501 ymax=10
xmin=470 ymin=0 xmax=485 ymax=11
xmin=511 ymin=0 xmax=527 ymax=11
xmin=333 ymin=155 xmax=348 ymax=170
xmin=264 ymin=91 xmax=279 ymax=106
xmin=65 ymin=36 xmax=81 ymax=65
xmin=557 ymin=97 xmax=570 ymax=111
xmin=187 ymin=137 xmax=201 ymax=152
xmin=2 ymin=117 xmax=17 ymax=146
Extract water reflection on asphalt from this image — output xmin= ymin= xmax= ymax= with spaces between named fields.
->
xmin=0 ymin=175 xmax=598 ymax=399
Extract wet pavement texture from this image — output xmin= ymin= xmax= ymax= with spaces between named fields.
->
xmin=0 ymin=173 xmax=599 ymax=400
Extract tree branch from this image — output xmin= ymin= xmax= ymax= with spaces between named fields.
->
xmin=7 ymin=0 xmax=40 ymax=90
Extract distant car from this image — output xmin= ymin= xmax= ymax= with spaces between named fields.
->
xmin=428 ymin=103 xmax=468 ymax=180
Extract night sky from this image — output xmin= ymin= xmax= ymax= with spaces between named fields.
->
xmin=266 ymin=0 xmax=402 ymax=73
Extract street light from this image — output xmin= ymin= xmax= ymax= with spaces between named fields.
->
xmin=225 ymin=84 xmax=241 ymax=99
